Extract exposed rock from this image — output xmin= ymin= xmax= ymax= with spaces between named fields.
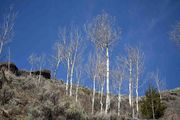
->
xmin=17 ymin=69 xmax=51 ymax=79
xmin=0 ymin=62 xmax=18 ymax=74
xmin=0 ymin=62 xmax=51 ymax=79
xmin=32 ymin=70 xmax=51 ymax=79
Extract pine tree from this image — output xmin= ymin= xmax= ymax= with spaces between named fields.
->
xmin=140 ymin=85 xmax=166 ymax=119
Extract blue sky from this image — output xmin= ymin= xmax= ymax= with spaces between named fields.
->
xmin=0 ymin=0 xmax=180 ymax=93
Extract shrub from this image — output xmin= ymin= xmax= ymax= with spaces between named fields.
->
xmin=58 ymin=96 xmax=88 ymax=120
xmin=27 ymin=104 xmax=52 ymax=120
xmin=140 ymin=85 xmax=166 ymax=119
xmin=0 ymin=86 xmax=14 ymax=105
xmin=90 ymin=112 xmax=123 ymax=120
xmin=65 ymin=100 xmax=88 ymax=120
xmin=80 ymin=87 xmax=91 ymax=95
xmin=66 ymin=108 xmax=86 ymax=120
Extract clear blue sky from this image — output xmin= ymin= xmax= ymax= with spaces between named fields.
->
xmin=0 ymin=0 xmax=180 ymax=93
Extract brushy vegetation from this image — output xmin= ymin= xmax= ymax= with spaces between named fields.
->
xmin=1 ymin=67 xmax=180 ymax=120
xmin=140 ymin=85 xmax=166 ymax=119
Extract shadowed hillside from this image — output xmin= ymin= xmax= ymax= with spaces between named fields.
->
xmin=0 ymin=62 xmax=179 ymax=120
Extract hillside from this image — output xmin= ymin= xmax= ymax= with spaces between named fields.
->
xmin=0 ymin=62 xmax=179 ymax=120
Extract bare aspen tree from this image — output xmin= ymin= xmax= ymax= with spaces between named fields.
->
xmin=58 ymin=27 xmax=70 ymax=95
xmin=151 ymin=70 xmax=165 ymax=103
xmin=75 ymin=50 xmax=84 ymax=102
xmin=125 ymin=47 xmax=134 ymax=108
xmin=86 ymin=52 xmax=98 ymax=114
xmin=69 ymin=27 xmax=82 ymax=96
xmin=57 ymin=27 xmax=71 ymax=95
xmin=65 ymin=57 xmax=70 ymax=95
xmin=97 ymin=54 xmax=106 ymax=113
xmin=28 ymin=53 xmax=37 ymax=76
xmin=100 ymin=79 xmax=105 ymax=113
xmin=121 ymin=46 xmax=136 ymax=118
xmin=133 ymin=47 xmax=144 ymax=117
xmin=51 ymin=42 xmax=64 ymax=78
xmin=112 ymin=62 xmax=125 ymax=117
xmin=58 ymin=26 xmax=82 ymax=96
xmin=86 ymin=12 xmax=121 ymax=113
xmin=37 ymin=54 xmax=46 ymax=83
xmin=124 ymin=46 xmax=144 ymax=119
xmin=170 ymin=22 xmax=180 ymax=48
xmin=0 ymin=6 xmax=16 ymax=55
xmin=75 ymin=65 xmax=82 ymax=102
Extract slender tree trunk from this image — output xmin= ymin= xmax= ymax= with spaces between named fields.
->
xmin=100 ymin=83 xmax=104 ymax=113
xmin=136 ymin=60 xmax=139 ymax=117
xmin=98 ymin=83 xmax=101 ymax=98
xmin=118 ymin=85 xmax=121 ymax=116
xmin=0 ymin=42 xmax=3 ymax=55
xmin=70 ymin=61 xmax=75 ymax=96
xmin=156 ymin=80 xmax=162 ymax=103
xmin=75 ymin=77 xmax=80 ymax=102
xmin=66 ymin=58 xmax=70 ymax=95
xmin=129 ymin=60 xmax=132 ymax=107
xmin=105 ymin=47 xmax=110 ymax=114
xmin=92 ymin=76 xmax=96 ymax=114
xmin=132 ymin=97 xmax=135 ymax=119
xmin=30 ymin=64 xmax=33 ymax=76
xmin=54 ymin=60 xmax=60 ymax=79
xmin=118 ymin=76 xmax=123 ymax=116
xmin=69 ymin=42 xmax=78 ymax=97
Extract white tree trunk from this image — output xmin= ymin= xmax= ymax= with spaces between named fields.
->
xmin=100 ymin=83 xmax=104 ymax=113
xmin=0 ymin=42 xmax=3 ymax=55
xmin=66 ymin=58 xmax=70 ymax=95
xmin=129 ymin=60 xmax=132 ymax=107
xmin=30 ymin=64 xmax=33 ymax=76
xmin=150 ymin=89 xmax=155 ymax=119
xmin=69 ymin=61 xmax=75 ymax=96
xmin=53 ymin=59 xmax=60 ymax=79
xmin=136 ymin=60 xmax=139 ymax=116
xmin=69 ymin=41 xmax=78 ymax=97
xmin=105 ymin=47 xmax=110 ymax=114
xmin=156 ymin=80 xmax=162 ymax=103
xmin=118 ymin=86 xmax=121 ymax=116
xmin=132 ymin=97 xmax=135 ymax=119
xmin=92 ymin=76 xmax=96 ymax=114
xmin=75 ymin=77 xmax=80 ymax=102
xmin=118 ymin=76 xmax=123 ymax=116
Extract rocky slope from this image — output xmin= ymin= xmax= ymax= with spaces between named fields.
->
xmin=0 ymin=62 xmax=179 ymax=120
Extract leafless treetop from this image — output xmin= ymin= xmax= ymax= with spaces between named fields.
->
xmin=170 ymin=22 xmax=180 ymax=48
xmin=86 ymin=12 xmax=121 ymax=49
xmin=0 ymin=6 xmax=17 ymax=46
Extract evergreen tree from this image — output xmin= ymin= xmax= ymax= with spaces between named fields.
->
xmin=140 ymin=85 xmax=166 ymax=119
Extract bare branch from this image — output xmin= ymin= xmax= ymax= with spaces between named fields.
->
xmin=85 ymin=11 xmax=121 ymax=49
xmin=0 ymin=6 xmax=17 ymax=54
xmin=170 ymin=22 xmax=180 ymax=48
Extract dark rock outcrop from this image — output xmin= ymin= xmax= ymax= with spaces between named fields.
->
xmin=17 ymin=70 xmax=51 ymax=79
xmin=0 ymin=62 xmax=18 ymax=74
xmin=32 ymin=70 xmax=51 ymax=79
xmin=0 ymin=62 xmax=51 ymax=79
